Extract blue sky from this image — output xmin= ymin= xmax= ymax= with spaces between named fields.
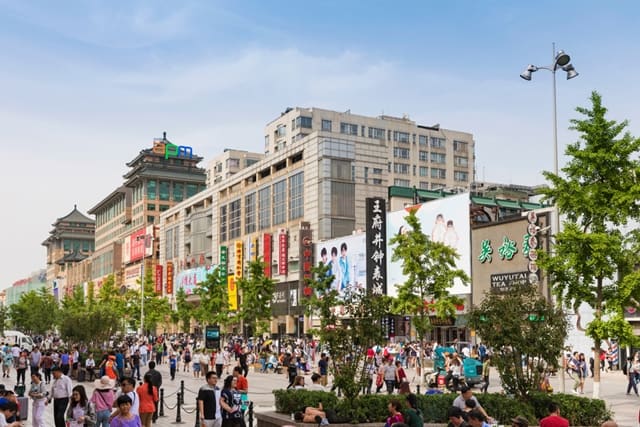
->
xmin=1 ymin=1 xmax=639 ymax=287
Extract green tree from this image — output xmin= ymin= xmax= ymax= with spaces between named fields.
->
xmin=538 ymin=91 xmax=640 ymax=398
xmin=194 ymin=267 xmax=230 ymax=329
xmin=389 ymin=208 xmax=469 ymax=383
xmin=172 ymin=288 xmax=195 ymax=333
xmin=304 ymin=262 xmax=391 ymax=410
xmin=8 ymin=288 xmax=58 ymax=335
xmin=469 ymin=285 xmax=568 ymax=397
xmin=237 ymin=258 xmax=276 ymax=337
xmin=96 ymin=275 xmax=130 ymax=335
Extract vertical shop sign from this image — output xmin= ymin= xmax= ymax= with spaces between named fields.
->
xmin=299 ymin=222 xmax=313 ymax=296
xmin=234 ymin=241 xmax=243 ymax=279
xmin=227 ymin=275 xmax=238 ymax=311
xmin=219 ymin=246 xmax=228 ymax=283
xmin=155 ymin=265 xmax=163 ymax=294
xmin=250 ymin=237 xmax=258 ymax=261
xmin=278 ymin=230 xmax=288 ymax=275
xmin=366 ymin=197 xmax=387 ymax=295
xmin=166 ymin=261 xmax=174 ymax=294
xmin=263 ymin=234 xmax=272 ymax=277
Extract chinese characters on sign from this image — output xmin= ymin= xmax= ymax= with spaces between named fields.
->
xmin=155 ymin=265 xmax=163 ymax=294
xmin=219 ymin=246 xmax=228 ymax=283
xmin=263 ymin=234 xmax=272 ymax=277
xmin=498 ymin=236 xmax=518 ymax=260
xmin=227 ymin=275 xmax=238 ymax=311
xmin=366 ymin=197 xmax=387 ymax=295
xmin=166 ymin=261 xmax=174 ymax=294
xmin=525 ymin=212 xmax=540 ymax=285
xmin=299 ymin=223 xmax=313 ymax=296
xmin=234 ymin=241 xmax=243 ymax=279
xmin=278 ymin=230 xmax=288 ymax=275
xmin=478 ymin=239 xmax=493 ymax=263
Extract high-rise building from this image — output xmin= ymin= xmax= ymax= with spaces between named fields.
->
xmin=160 ymin=107 xmax=475 ymax=336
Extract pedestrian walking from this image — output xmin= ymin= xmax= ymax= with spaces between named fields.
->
xmin=197 ymin=371 xmax=222 ymax=427
xmin=66 ymin=385 xmax=96 ymax=427
xmin=48 ymin=366 xmax=73 ymax=427
xmin=625 ymin=356 xmax=639 ymax=396
xmin=136 ymin=373 xmax=158 ymax=427
xmin=145 ymin=361 xmax=162 ymax=423
xmin=90 ymin=376 xmax=116 ymax=427
xmin=28 ymin=372 xmax=47 ymax=427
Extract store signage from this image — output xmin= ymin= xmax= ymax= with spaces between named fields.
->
xmin=250 ymin=237 xmax=258 ymax=261
xmin=278 ymin=230 xmax=288 ymax=275
xmin=155 ymin=265 xmax=163 ymax=294
xmin=234 ymin=241 xmax=243 ymax=279
xmin=166 ymin=261 xmax=174 ymax=294
xmin=152 ymin=140 xmax=193 ymax=160
xmin=219 ymin=246 xmax=228 ymax=283
xmin=227 ymin=275 xmax=238 ymax=311
xmin=490 ymin=271 xmax=528 ymax=292
xmin=299 ymin=223 xmax=313 ymax=294
xmin=263 ymin=234 xmax=272 ymax=277
xmin=366 ymin=197 xmax=387 ymax=295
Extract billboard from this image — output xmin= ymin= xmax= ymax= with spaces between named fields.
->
xmin=386 ymin=192 xmax=471 ymax=296
xmin=175 ymin=265 xmax=217 ymax=295
xmin=315 ymin=233 xmax=366 ymax=297
xmin=123 ymin=225 xmax=154 ymax=264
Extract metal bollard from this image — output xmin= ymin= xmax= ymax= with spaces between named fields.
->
xmin=248 ymin=401 xmax=254 ymax=427
xmin=194 ymin=401 xmax=200 ymax=427
xmin=172 ymin=392 xmax=184 ymax=424
xmin=416 ymin=384 xmax=421 ymax=395
xmin=180 ymin=380 xmax=185 ymax=404
xmin=159 ymin=388 xmax=166 ymax=417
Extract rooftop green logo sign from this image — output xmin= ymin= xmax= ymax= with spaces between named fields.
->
xmin=152 ymin=140 xmax=193 ymax=160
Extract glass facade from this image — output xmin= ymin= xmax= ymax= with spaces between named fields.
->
xmin=272 ymin=180 xmax=286 ymax=225
xmin=229 ymin=199 xmax=241 ymax=239
xmin=245 ymin=192 xmax=256 ymax=234
xmin=146 ymin=180 xmax=156 ymax=200
xmin=258 ymin=186 xmax=271 ymax=230
xmin=159 ymin=181 xmax=170 ymax=201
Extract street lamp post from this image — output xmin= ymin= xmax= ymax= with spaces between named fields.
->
xmin=521 ymin=43 xmax=578 ymax=393
xmin=137 ymin=233 xmax=155 ymax=338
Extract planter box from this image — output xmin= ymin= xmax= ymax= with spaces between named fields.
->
xmin=255 ymin=412 xmax=448 ymax=427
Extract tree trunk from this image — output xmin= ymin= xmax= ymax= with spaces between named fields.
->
xmin=592 ymin=278 xmax=603 ymax=399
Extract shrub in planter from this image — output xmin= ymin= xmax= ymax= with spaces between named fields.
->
xmin=527 ymin=392 xmax=612 ymax=427
xmin=273 ymin=389 xmax=339 ymax=415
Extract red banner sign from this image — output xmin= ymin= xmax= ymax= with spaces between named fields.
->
xmin=263 ymin=234 xmax=272 ymax=278
xmin=278 ymin=231 xmax=288 ymax=275
xmin=155 ymin=265 xmax=163 ymax=294
xmin=166 ymin=262 xmax=174 ymax=294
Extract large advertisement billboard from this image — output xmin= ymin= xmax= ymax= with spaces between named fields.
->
xmin=314 ymin=233 xmax=366 ymax=297
xmin=386 ymin=192 xmax=471 ymax=296
xmin=175 ymin=265 xmax=217 ymax=295
xmin=123 ymin=225 xmax=154 ymax=264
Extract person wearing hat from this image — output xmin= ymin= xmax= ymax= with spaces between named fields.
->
xmin=90 ymin=376 xmax=115 ymax=427
xmin=511 ymin=415 xmax=530 ymax=427
xmin=48 ymin=365 xmax=73 ymax=427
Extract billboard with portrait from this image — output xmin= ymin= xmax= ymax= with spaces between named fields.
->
xmin=386 ymin=192 xmax=471 ymax=296
xmin=314 ymin=233 xmax=366 ymax=298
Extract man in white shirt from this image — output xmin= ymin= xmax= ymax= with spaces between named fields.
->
xmin=139 ymin=343 xmax=149 ymax=366
xmin=48 ymin=366 xmax=73 ymax=427
xmin=110 ymin=376 xmax=140 ymax=419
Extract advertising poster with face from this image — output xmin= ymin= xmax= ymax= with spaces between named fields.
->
xmin=314 ymin=233 xmax=366 ymax=299
xmin=386 ymin=192 xmax=471 ymax=297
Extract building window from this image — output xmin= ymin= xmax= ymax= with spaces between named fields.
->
xmin=430 ymin=152 xmax=446 ymax=164
xmin=432 ymin=182 xmax=445 ymax=190
xmin=229 ymin=199 xmax=241 ymax=239
xmin=245 ymin=193 xmax=256 ymax=234
xmin=258 ymin=187 xmax=271 ymax=230
xmin=272 ymin=180 xmax=286 ymax=225
xmin=419 ymin=181 xmax=429 ymax=189
xmin=393 ymin=131 xmax=410 ymax=143
xmin=393 ymin=163 xmax=410 ymax=175
xmin=245 ymin=158 xmax=259 ymax=167
xmin=373 ymin=178 xmax=383 ymax=185
xmin=264 ymin=135 xmax=269 ymax=150
xmin=296 ymin=116 xmax=312 ymax=129
xmin=219 ymin=205 xmax=228 ymax=242
xmin=454 ymin=171 xmax=469 ymax=182
xmin=159 ymin=181 xmax=170 ymax=201
xmin=173 ymin=182 xmax=184 ymax=202
xmin=454 ymin=140 xmax=468 ymax=152
xmin=454 ymin=156 xmax=469 ymax=167
xmin=146 ymin=180 xmax=156 ymax=200
xmin=159 ymin=205 xmax=169 ymax=212
xmin=276 ymin=124 xmax=286 ymax=137
xmin=364 ymin=167 xmax=369 ymax=184
xmin=289 ymin=172 xmax=304 ymax=220
xmin=431 ymin=168 xmax=446 ymax=179
xmin=394 ymin=178 xmax=410 ymax=187
xmin=430 ymin=137 xmax=446 ymax=149
xmin=331 ymin=159 xmax=353 ymax=180
xmin=147 ymin=204 xmax=156 ymax=211
xmin=165 ymin=229 xmax=173 ymax=259
xmin=393 ymin=147 xmax=410 ymax=159
xmin=419 ymin=151 xmax=428 ymax=161
xmin=226 ymin=158 xmax=240 ymax=169
xmin=186 ymin=184 xmax=198 ymax=198
xmin=340 ymin=122 xmax=358 ymax=135
xmin=373 ymin=168 xmax=383 ymax=175
xmin=419 ymin=166 xmax=428 ymax=176
xmin=321 ymin=119 xmax=332 ymax=131
xmin=147 ymin=216 xmax=155 ymax=224
xmin=368 ymin=127 xmax=385 ymax=140
xmin=419 ymin=135 xmax=428 ymax=145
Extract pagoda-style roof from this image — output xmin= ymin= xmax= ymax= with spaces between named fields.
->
xmin=53 ymin=205 xmax=94 ymax=226
xmin=56 ymin=249 xmax=88 ymax=265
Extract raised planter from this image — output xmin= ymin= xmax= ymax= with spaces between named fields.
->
xmin=255 ymin=412 xmax=448 ymax=427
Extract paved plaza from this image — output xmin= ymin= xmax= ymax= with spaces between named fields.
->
xmin=6 ymin=361 xmax=639 ymax=426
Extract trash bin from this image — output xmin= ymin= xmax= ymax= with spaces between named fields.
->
xmin=17 ymin=396 xmax=28 ymax=421
xmin=14 ymin=384 xmax=25 ymax=397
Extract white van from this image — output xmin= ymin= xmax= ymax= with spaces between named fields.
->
xmin=1 ymin=330 xmax=34 ymax=352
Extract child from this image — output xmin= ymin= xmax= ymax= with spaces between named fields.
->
xmin=109 ymin=394 xmax=141 ymax=427
xmin=169 ymin=353 xmax=177 ymax=381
